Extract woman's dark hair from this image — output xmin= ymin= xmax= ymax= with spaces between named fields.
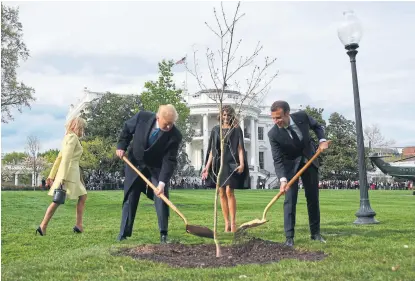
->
xmin=270 ymin=100 xmax=290 ymax=113
xmin=217 ymin=105 xmax=239 ymax=127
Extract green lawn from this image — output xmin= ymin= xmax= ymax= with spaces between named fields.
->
xmin=1 ymin=189 xmax=414 ymax=281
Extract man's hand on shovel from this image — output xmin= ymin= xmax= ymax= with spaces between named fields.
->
xmin=319 ymin=141 xmax=329 ymax=152
xmin=279 ymin=181 xmax=288 ymax=194
xmin=279 ymin=141 xmax=329 ymax=195
xmin=155 ymin=183 xmax=165 ymax=197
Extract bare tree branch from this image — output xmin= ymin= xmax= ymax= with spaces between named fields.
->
xmin=187 ymin=1 xmax=279 ymax=257
xmin=364 ymin=124 xmax=396 ymax=149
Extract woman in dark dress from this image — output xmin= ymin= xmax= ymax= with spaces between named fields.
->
xmin=201 ymin=105 xmax=250 ymax=233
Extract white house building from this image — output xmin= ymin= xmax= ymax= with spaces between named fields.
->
xmin=183 ymin=89 xmax=301 ymax=189
xmin=66 ymin=87 xmax=109 ymax=121
xmin=66 ymin=87 xmax=302 ymax=189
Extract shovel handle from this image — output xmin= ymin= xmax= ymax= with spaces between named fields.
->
xmin=122 ymin=156 xmax=188 ymax=225
xmin=261 ymin=142 xmax=330 ymax=220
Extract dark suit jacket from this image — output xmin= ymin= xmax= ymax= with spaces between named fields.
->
xmin=117 ymin=111 xmax=183 ymax=197
xmin=268 ymin=110 xmax=325 ymax=180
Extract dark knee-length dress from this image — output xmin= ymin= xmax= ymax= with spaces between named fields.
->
xmin=204 ymin=125 xmax=250 ymax=189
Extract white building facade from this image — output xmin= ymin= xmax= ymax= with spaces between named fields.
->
xmin=66 ymin=88 xmax=301 ymax=189
xmin=184 ymin=89 xmax=300 ymax=189
xmin=66 ymin=87 xmax=108 ymax=121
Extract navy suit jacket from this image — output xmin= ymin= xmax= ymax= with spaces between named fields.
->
xmin=117 ymin=111 xmax=182 ymax=194
xmin=268 ymin=111 xmax=325 ymax=180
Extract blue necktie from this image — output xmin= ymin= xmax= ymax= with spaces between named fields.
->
xmin=148 ymin=128 xmax=160 ymax=146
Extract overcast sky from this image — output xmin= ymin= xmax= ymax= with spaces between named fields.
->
xmin=2 ymin=1 xmax=414 ymax=153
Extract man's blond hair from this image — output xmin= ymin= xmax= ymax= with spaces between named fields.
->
xmin=157 ymin=104 xmax=178 ymax=123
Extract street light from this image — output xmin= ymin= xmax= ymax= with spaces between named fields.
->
xmin=337 ymin=10 xmax=379 ymax=224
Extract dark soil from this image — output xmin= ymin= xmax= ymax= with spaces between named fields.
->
xmin=117 ymin=238 xmax=327 ymax=268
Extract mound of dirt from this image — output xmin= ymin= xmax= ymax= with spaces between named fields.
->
xmin=118 ymin=238 xmax=327 ymax=268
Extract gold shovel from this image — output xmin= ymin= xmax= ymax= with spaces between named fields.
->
xmin=237 ymin=145 xmax=328 ymax=232
xmin=122 ymin=156 xmax=214 ymax=239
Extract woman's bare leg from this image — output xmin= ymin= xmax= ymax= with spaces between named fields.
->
xmin=219 ymin=187 xmax=230 ymax=232
xmin=39 ymin=202 xmax=60 ymax=234
xmin=75 ymin=194 xmax=87 ymax=231
xmin=226 ymin=186 xmax=237 ymax=232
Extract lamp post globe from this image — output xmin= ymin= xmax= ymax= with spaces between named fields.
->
xmin=337 ymin=10 xmax=379 ymax=225
xmin=338 ymin=10 xmax=363 ymax=48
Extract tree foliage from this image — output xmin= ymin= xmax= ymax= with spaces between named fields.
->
xmin=80 ymin=92 xmax=142 ymax=144
xmin=1 ymin=151 xmax=26 ymax=165
xmin=38 ymin=149 xmax=60 ymax=178
xmin=304 ymin=106 xmax=326 ymax=145
xmin=80 ymin=137 xmax=120 ymax=174
xmin=1 ymin=3 xmax=35 ymax=123
xmin=321 ymin=112 xmax=358 ymax=180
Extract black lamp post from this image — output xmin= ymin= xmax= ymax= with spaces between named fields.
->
xmin=337 ymin=10 xmax=379 ymax=224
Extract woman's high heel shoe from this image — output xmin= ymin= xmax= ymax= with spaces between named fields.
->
xmin=35 ymin=226 xmax=44 ymax=236
xmin=73 ymin=226 xmax=83 ymax=233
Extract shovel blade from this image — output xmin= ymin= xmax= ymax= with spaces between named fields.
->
xmin=237 ymin=218 xmax=268 ymax=232
xmin=186 ymin=224 xmax=214 ymax=239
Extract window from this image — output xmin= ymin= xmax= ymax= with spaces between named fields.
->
xmin=259 ymin=152 xmax=264 ymax=169
xmin=258 ymin=127 xmax=264 ymax=140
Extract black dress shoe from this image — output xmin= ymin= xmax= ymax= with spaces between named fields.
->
xmin=117 ymin=235 xmax=127 ymax=242
xmin=160 ymin=234 xmax=168 ymax=244
xmin=284 ymin=237 xmax=294 ymax=247
xmin=73 ymin=226 xmax=83 ymax=233
xmin=311 ymin=234 xmax=326 ymax=243
xmin=35 ymin=226 xmax=44 ymax=236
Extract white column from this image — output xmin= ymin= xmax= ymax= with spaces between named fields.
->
xmin=203 ymin=114 xmax=209 ymax=159
xmin=255 ymin=119 xmax=260 ymax=170
xmin=186 ymin=142 xmax=192 ymax=165
xmin=250 ymin=117 xmax=256 ymax=171
xmin=240 ymin=116 xmax=245 ymax=137
xmin=37 ymin=174 xmax=42 ymax=186
xmin=14 ymin=173 xmax=19 ymax=186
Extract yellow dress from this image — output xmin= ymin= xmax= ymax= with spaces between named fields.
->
xmin=48 ymin=132 xmax=87 ymax=200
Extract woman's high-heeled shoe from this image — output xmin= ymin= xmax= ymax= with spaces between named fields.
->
xmin=35 ymin=226 xmax=44 ymax=236
xmin=73 ymin=226 xmax=83 ymax=233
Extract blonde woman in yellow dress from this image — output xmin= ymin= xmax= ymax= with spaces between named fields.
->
xmin=36 ymin=117 xmax=88 ymax=236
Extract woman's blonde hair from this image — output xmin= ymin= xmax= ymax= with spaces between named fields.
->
xmin=65 ymin=117 xmax=87 ymax=137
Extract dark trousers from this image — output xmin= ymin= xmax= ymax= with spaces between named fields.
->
xmin=283 ymin=163 xmax=320 ymax=238
xmin=118 ymin=169 xmax=169 ymax=238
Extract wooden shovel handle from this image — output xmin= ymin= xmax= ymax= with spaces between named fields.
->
xmin=262 ymin=142 xmax=330 ymax=219
xmin=122 ymin=156 xmax=188 ymax=225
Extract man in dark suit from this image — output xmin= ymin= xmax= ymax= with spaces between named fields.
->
xmin=115 ymin=104 xmax=182 ymax=243
xmin=268 ymin=100 xmax=329 ymax=247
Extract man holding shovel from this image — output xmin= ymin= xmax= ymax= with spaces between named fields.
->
xmin=268 ymin=100 xmax=329 ymax=247
xmin=115 ymin=104 xmax=182 ymax=243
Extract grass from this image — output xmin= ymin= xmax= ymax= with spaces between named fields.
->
xmin=1 ymin=189 xmax=414 ymax=281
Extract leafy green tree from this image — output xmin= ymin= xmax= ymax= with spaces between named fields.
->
xmin=321 ymin=112 xmax=358 ymax=180
xmin=80 ymin=137 xmax=119 ymax=173
xmin=304 ymin=106 xmax=328 ymax=175
xmin=39 ymin=149 xmax=60 ymax=178
xmin=1 ymin=151 xmax=26 ymax=165
xmin=1 ymin=3 xmax=35 ymax=123
xmin=80 ymin=92 xmax=142 ymax=144
xmin=304 ymin=106 xmax=326 ymax=145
